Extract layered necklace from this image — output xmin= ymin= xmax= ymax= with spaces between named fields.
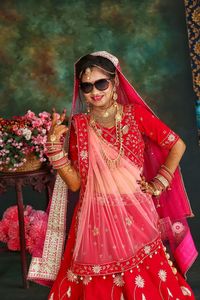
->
xmin=90 ymin=103 xmax=124 ymax=168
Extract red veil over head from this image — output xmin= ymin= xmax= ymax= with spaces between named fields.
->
xmin=28 ymin=51 xmax=197 ymax=286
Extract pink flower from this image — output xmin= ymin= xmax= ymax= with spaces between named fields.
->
xmin=0 ymin=205 xmax=48 ymax=254
xmin=32 ymin=119 xmax=43 ymax=128
xmin=39 ymin=111 xmax=51 ymax=120
xmin=25 ymin=110 xmax=36 ymax=119
xmin=172 ymin=222 xmax=185 ymax=234
xmin=12 ymin=125 xmax=18 ymax=132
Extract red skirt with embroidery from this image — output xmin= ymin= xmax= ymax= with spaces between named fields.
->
xmin=48 ymin=207 xmax=195 ymax=300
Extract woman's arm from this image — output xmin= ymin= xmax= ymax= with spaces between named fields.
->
xmin=57 ymin=164 xmax=81 ymax=192
xmin=47 ymin=109 xmax=81 ymax=192
xmin=163 ymin=138 xmax=186 ymax=173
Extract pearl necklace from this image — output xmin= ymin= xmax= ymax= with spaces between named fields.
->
xmin=90 ymin=103 xmax=124 ymax=168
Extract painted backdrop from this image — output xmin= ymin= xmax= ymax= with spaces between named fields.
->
xmin=0 ymin=0 xmax=200 ymax=295
xmin=0 ymin=0 xmax=196 ymax=131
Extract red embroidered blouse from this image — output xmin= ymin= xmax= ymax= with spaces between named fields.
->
xmin=69 ymin=105 xmax=179 ymax=170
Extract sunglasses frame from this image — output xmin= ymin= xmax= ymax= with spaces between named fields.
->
xmin=79 ymin=78 xmax=112 ymax=94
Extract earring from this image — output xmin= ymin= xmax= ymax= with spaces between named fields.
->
xmin=86 ymin=101 xmax=91 ymax=113
xmin=113 ymin=86 xmax=118 ymax=107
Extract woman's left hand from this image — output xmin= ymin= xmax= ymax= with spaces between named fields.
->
xmin=137 ymin=175 xmax=154 ymax=195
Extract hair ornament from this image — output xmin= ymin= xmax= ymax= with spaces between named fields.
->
xmin=85 ymin=67 xmax=92 ymax=80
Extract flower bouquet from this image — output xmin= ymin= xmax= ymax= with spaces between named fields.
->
xmin=0 ymin=110 xmax=52 ymax=172
xmin=0 ymin=205 xmax=48 ymax=255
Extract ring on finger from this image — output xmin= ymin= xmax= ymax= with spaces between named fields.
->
xmin=56 ymin=120 xmax=62 ymax=125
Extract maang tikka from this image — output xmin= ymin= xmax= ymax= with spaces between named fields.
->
xmin=85 ymin=67 xmax=91 ymax=80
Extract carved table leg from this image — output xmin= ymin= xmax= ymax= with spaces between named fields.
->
xmin=15 ymin=180 xmax=29 ymax=289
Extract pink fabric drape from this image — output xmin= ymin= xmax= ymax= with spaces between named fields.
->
xmin=71 ymin=126 xmax=159 ymax=274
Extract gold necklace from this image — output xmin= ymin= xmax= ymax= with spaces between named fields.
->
xmin=91 ymin=102 xmax=116 ymax=121
xmin=90 ymin=103 xmax=124 ymax=168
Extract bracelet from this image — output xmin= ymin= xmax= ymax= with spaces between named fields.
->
xmin=54 ymin=158 xmax=72 ymax=170
xmin=154 ymin=174 xmax=169 ymax=189
xmin=160 ymin=165 xmax=174 ymax=178
xmin=46 ymin=142 xmax=63 ymax=152
xmin=158 ymin=168 xmax=173 ymax=184
xmin=49 ymin=151 xmax=65 ymax=162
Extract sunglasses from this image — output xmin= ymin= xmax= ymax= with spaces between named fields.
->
xmin=79 ymin=78 xmax=111 ymax=94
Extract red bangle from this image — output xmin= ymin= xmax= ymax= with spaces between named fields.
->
xmin=161 ymin=165 xmax=174 ymax=178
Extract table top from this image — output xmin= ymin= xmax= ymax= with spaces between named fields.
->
xmin=0 ymin=166 xmax=55 ymax=194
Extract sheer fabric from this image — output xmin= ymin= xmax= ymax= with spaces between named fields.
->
xmin=72 ymin=126 xmax=159 ymax=274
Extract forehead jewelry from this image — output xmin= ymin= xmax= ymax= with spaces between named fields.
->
xmin=85 ymin=67 xmax=92 ymax=80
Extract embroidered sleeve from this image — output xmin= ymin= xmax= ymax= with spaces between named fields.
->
xmin=69 ymin=122 xmax=79 ymax=171
xmin=133 ymin=104 xmax=179 ymax=150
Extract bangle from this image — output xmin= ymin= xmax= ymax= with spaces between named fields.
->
xmin=161 ymin=165 xmax=174 ymax=178
xmin=49 ymin=151 xmax=65 ymax=162
xmin=155 ymin=174 xmax=169 ymax=189
xmin=158 ymin=169 xmax=173 ymax=184
xmin=54 ymin=158 xmax=72 ymax=170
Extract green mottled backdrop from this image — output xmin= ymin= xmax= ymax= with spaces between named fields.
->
xmin=0 ymin=0 xmax=194 ymax=126
xmin=0 ymin=0 xmax=200 ymax=294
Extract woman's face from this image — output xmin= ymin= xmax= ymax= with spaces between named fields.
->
xmin=80 ymin=67 xmax=114 ymax=110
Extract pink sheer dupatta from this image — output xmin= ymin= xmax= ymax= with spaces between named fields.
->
xmin=71 ymin=126 xmax=159 ymax=275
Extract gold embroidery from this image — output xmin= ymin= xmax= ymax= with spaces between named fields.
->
xmin=28 ymin=175 xmax=68 ymax=281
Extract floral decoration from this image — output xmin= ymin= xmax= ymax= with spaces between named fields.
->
xmin=135 ymin=275 xmax=145 ymax=288
xmin=158 ymin=269 xmax=167 ymax=282
xmin=0 ymin=205 xmax=48 ymax=255
xmin=0 ymin=110 xmax=52 ymax=171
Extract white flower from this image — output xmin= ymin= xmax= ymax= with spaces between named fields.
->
xmin=144 ymin=245 xmax=151 ymax=255
xmin=135 ymin=275 xmax=145 ymax=288
xmin=80 ymin=150 xmax=88 ymax=160
xmin=172 ymin=222 xmax=185 ymax=234
xmin=42 ymin=129 xmax=46 ymax=134
xmin=158 ymin=269 xmax=167 ymax=282
xmin=22 ymin=128 xmax=32 ymax=140
xmin=168 ymin=134 xmax=175 ymax=142
xmin=113 ymin=275 xmax=125 ymax=287
xmin=67 ymin=269 xmax=77 ymax=282
xmin=92 ymin=265 xmax=101 ymax=274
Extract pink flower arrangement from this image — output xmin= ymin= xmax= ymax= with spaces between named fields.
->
xmin=0 ymin=205 xmax=48 ymax=255
xmin=0 ymin=110 xmax=52 ymax=171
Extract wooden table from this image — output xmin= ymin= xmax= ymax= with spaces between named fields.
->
xmin=0 ymin=167 xmax=55 ymax=288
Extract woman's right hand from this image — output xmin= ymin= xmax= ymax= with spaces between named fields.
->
xmin=47 ymin=108 xmax=69 ymax=143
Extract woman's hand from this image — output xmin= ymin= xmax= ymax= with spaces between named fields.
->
xmin=137 ymin=175 xmax=155 ymax=195
xmin=47 ymin=108 xmax=68 ymax=143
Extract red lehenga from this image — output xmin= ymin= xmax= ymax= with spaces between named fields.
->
xmin=28 ymin=51 xmax=197 ymax=299
xmin=47 ymin=105 xmax=195 ymax=300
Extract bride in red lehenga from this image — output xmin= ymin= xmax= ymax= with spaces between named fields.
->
xmin=28 ymin=51 xmax=197 ymax=299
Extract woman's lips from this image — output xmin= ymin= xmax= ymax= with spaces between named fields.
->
xmin=91 ymin=95 xmax=104 ymax=101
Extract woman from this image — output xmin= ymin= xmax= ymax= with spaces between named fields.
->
xmin=28 ymin=51 xmax=197 ymax=299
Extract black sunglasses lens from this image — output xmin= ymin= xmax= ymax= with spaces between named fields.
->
xmin=95 ymin=79 xmax=109 ymax=91
xmin=80 ymin=82 xmax=93 ymax=93
xmin=80 ymin=79 xmax=110 ymax=93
